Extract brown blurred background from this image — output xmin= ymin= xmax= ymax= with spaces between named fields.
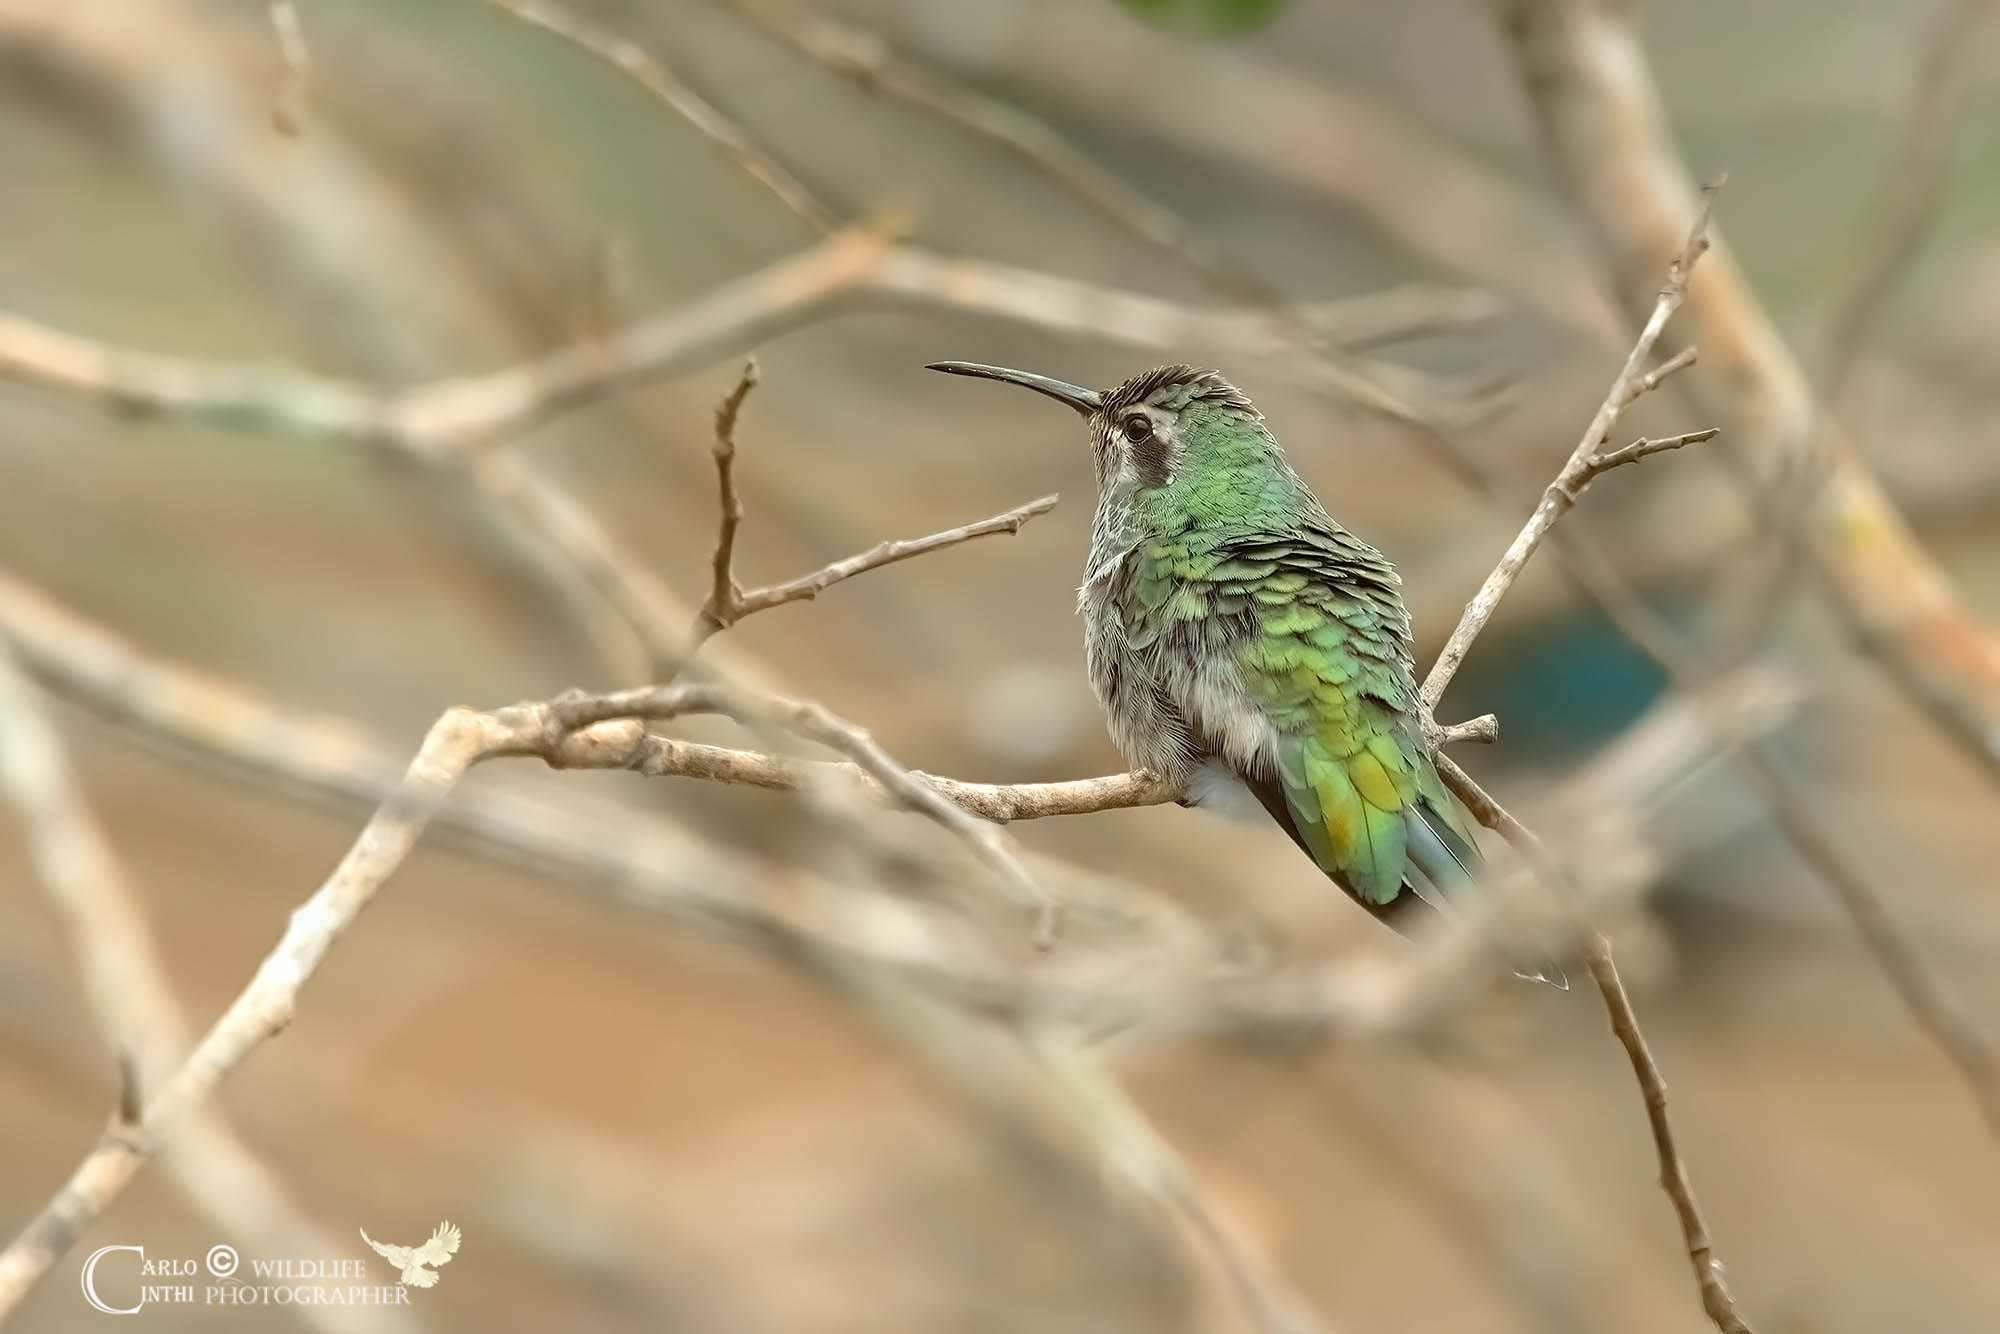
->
xmin=3 ymin=0 xmax=1999 ymax=1330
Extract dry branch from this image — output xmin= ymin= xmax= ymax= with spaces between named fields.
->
xmin=1437 ymin=756 xmax=1754 ymax=1334
xmin=689 ymin=362 xmax=1061 ymax=647
xmin=1422 ymin=185 xmax=1715 ymax=715
xmin=0 ymin=651 xmax=414 ymax=1334
xmin=0 ymin=708 xmax=489 ymax=1312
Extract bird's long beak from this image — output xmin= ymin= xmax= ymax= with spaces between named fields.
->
xmin=925 ymin=361 xmax=1101 ymax=415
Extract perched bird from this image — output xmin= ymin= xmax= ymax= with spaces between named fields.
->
xmin=929 ymin=361 xmax=1553 ymax=979
xmin=359 ymin=1221 xmax=461 ymax=1288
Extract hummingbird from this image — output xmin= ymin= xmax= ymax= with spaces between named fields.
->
xmin=930 ymin=360 xmax=1549 ymax=975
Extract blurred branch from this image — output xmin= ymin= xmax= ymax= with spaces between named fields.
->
xmin=0 ymin=650 xmax=415 ymax=1334
xmin=1817 ymin=0 xmax=2000 ymax=402
xmin=1028 ymin=1029 xmax=1325 ymax=1334
xmin=0 ymin=237 xmax=1484 ymax=455
xmin=707 ymin=0 xmax=1487 ymax=427
xmin=483 ymin=0 xmax=838 ymax=231
xmin=266 ymin=0 xmax=309 ymax=135
xmin=0 ymin=222 xmax=893 ymax=453
xmin=709 ymin=0 xmax=1257 ymax=299
xmin=1498 ymin=0 xmax=2000 ymax=784
xmin=840 ymin=1 xmax=1619 ymax=338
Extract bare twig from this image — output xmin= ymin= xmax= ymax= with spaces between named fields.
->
xmin=688 ymin=361 xmax=1061 ymax=649
xmin=1421 ymin=187 xmax=1718 ymax=716
xmin=1818 ymin=0 xmax=2000 ymax=401
xmin=701 ymin=361 xmax=758 ymax=635
xmin=267 ymin=0 xmax=310 ymax=135
xmin=1448 ymin=781 xmax=1748 ymax=1329
xmin=700 ymin=491 xmax=1062 ymax=641
xmin=0 ymin=708 xmax=491 ymax=1314
xmin=548 ymin=683 xmax=1066 ymax=945
xmin=1434 ymin=756 xmax=1753 ymax=1334
xmin=483 ymin=0 xmax=837 ymax=231
xmin=0 ymin=651 xmax=414 ymax=1334
xmin=1589 ymin=428 xmax=1720 ymax=475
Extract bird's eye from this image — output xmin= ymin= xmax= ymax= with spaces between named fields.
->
xmin=1122 ymin=414 xmax=1154 ymax=443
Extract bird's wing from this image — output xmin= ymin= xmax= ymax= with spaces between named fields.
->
xmin=1124 ymin=521 xmax=1482 ymax=917
xmin=359 ymin=1228 xmax=413 ymax=1269
xmin=413 ymin=1222 xmax=461 ymax=1267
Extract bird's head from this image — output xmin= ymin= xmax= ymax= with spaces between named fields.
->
xmin=926 ymin=361 xmax=1269 ymax=505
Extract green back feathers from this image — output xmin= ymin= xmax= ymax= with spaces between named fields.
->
xmin=1122 ymin=513 xmax=1483 ymax=914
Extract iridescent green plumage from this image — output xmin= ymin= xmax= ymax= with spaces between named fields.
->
xmin=1112 ymin=397 xmax=1480 ymax=921
xmin=927 ymin=359 xmax=1511 ymax=946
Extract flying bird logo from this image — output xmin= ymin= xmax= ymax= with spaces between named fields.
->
xmin=358 ymin=1221 xmax=461 ymax=1288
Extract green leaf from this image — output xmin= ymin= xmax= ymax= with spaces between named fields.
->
xmin=1115 ymin=0 xmax=1289 ymax=37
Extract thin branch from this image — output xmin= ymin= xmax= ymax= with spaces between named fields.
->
xmin=548 ymin=683 xmax=1067 ymax=946
xmin=0 ymin=708 xmax=492 ymax=1314
xmin=1421 ymin=187 xmax=1719 ymax=715
xmin=1817 ymin=0 xmax=2000 ymax=402
xmin=1433 ymin=756 xmax=1753 ymax=1334
xmin=1028 ymin=1029 xmax=1326 ymax=1334
xmin=700 ymin=360 xmax=758 ymax=635
xmin=709 ymin=0 xmax=1244 ymax=298
xmin=0 ymin=651 xmax=415 ymax=1334
xmin=701 ymin=492 xmax=1062 ymax=641
xmin=1588 ymin=428 xmax=1720 ymax=476
xmin=483 ymin=0 xmax=837 ymax=232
